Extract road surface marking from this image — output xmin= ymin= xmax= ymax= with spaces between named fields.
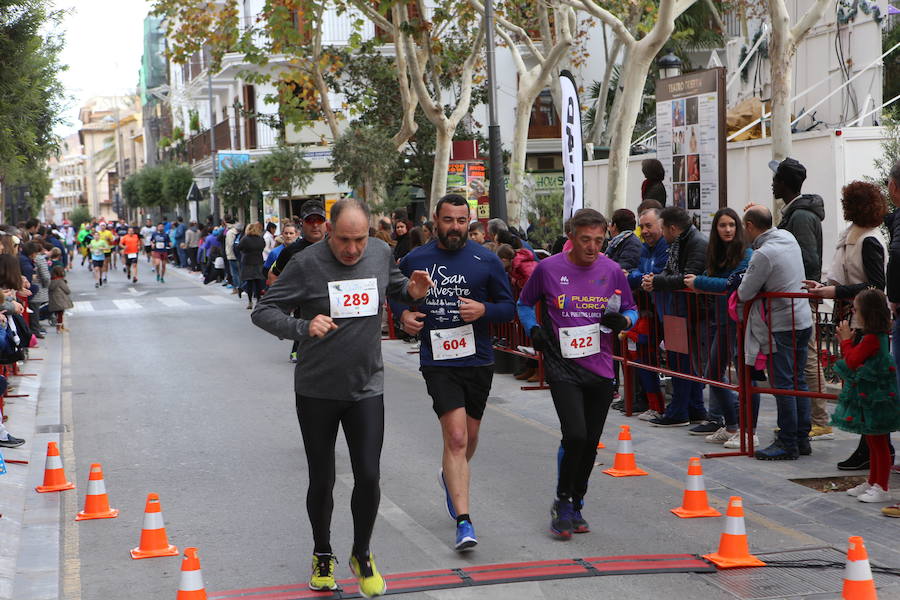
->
xmin=112 ymin=299 xmax=141 ymax=311
xmin=157 ymin=296 xmax=190 ymax=308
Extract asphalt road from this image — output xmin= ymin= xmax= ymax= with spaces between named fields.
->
xmin=59 ymin=254 xmax=900 ymax=600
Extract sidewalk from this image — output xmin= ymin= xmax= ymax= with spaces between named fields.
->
xmin=0 ymin=332 xmax=65 ymax=600
xmin=383 ymin=341 xmax=900 ymax=569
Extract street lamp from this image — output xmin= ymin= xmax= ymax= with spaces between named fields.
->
xmin=658 ymin=50 xmax=683 ymax=79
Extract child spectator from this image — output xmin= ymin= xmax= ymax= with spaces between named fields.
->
xmin=47 ymin=266 xmax=73 ymax=332
xmin=49 ymin=247 xmax=63 ymax=269
xmin=834 ymin=288 xmax=900 ymax=505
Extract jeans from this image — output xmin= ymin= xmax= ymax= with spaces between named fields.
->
xmin=703 ymin=321 xmax=739 ymax=429
xmin=664 ymin=350 xmax=706 ymax=421
xmin=176 ymin=244 xmax=186 ymax=267
xmin=228 ymin=259 xmax=241 ymax=290
xmin=769 ymin=327 xmax=811 ymax=449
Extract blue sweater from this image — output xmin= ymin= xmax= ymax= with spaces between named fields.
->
xmin=626 ymin=239 xmax=669 ymax=289
xmin=693 ymin=247 xmax=753 ymax=292
xmin=391 ymin=240 xmax=515 ymax=367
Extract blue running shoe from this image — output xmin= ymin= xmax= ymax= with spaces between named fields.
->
xmin=550 ymin=499 xmax=574 ymax=540
xmin=455 ymin=520 xmax=477 ymax=551
xmin=438 ymin=469 xmax=457 ymax=520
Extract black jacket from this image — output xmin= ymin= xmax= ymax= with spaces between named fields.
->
xmin=652 ymin=226 xmax=708 ymax=292
xmin=778 ymin=194 xmax=824 ymax=281
xmin=238 ymin=235 xmax=266 ymax=267
xmin=606 ymin=231 xmax=643 ymax=271
xmin=643 ymin=180 xmax=667 ymax=205
xmin=885 ymin=210 xmax=900 ymax=303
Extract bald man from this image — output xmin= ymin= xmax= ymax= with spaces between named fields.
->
xmin=739 ymin=206 xmax=813 ymax=461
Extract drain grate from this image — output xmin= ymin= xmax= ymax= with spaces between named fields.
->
xmin=705 ymin=546 xmax=900 ymax=599
xmin=35 ymin=424 xmax=69 ymax=433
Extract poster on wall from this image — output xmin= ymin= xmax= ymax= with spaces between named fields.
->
xmin=448 ymin=161 xmax=486 ymax=211
xmin=655 ymin=67 xmax=726 ymax=232
xmin=262 ymin=191 xmax=280 ymax=232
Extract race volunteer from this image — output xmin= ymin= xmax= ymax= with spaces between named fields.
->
xmin=517 ymin=208 xmax=637 ymax=540
xmin=150 ymin=223 xmax=170 ymax=283
xmin=392 ymin=194 xmax=515 ymax=552
xmin=120 ymin=226 xmax=142 ymax=283
xmin=270 ymin=200 xmax=328 ymax=362
xmin=252 ymin=198 xmax=433 ymax=598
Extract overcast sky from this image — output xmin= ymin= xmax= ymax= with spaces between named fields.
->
xmin=55 ymin=0 xmax=153 ymax=137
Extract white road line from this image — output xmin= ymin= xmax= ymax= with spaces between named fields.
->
xmin=111 ymin=299 xmax=141 ymax=311
xmin=157 ymin=296 xmax=190 ymax=308
xmin=200 ymin=295 xmax=233 ymax=305
xmin=72 ymin=301 xmax=93 ymax=313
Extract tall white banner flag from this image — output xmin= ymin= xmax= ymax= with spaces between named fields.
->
xmin=560 ymin=70 xmax=583 ymax=222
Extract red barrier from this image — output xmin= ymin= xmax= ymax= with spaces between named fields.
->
xmin=614 ymin=288 xmax=839 ymax=459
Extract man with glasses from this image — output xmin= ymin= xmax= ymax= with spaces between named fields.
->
xmin=271 ymin=201 xmax=328 ymax=362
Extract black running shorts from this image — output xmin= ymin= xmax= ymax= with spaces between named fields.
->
xmin=420 ymin=365 xmax=494 ymax=420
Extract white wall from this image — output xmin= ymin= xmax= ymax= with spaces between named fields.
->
xmin=583 ymin=127 xmax=887 ymax=270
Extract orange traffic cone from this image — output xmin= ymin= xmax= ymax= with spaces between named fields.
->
xmin=842 ymin=536 xmax=878 ymax=600
xmin=76 ymin=463 xmax=119 ymax=520
xmin=671 ymin=457 xmax=722 ymax=518
xmin=602 ymin=425 xmax=648 ymax=477
xmin=35 ymin=441 xmax=75 ymax=493
xmin=130 ymin=493 xmax=179 ymax=559
xmin=176 ymin=547 xmax=207 ymax=600
xmin=596 ymin=440 xmax=605 ymax=449
xmin=703 ymin=496 xmax=765 ymax=568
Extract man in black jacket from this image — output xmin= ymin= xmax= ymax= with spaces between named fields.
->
xmin=606 ymin=209 xmax=642 ymax=271
xmin=642 ymin=206 xmax=708 ymax=427
xmin=770 ymin=158 xmax=831 ymax=440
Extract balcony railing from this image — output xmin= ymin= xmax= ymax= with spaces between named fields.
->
xmin=187 ymin=118 xmax=233 ymax=163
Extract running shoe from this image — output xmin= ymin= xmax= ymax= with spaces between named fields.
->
xmin=550 ymin=499 xmax=574 ymax=540
xmin=349 ymin=553 xmax=386 ymax=598
xmin=308 ymin=553 xmax=338 ymax=591
xmin=847 ymin=481 xmax=872 ymax=497
xmin=572 ymin=508 xmax=590 ymax=533
xmin=160 ymin=277 xmax=165 ymax=283
xmin=688 ymin=420 xmax=721 ymax=435
xmin=705 ymin=427 xmax=733 ymax=443
xmin=0 ymin=435 xmax=25 ymax=448
xmin=723 ymin=432 xmax=759 ymax=449
xmin=438 ymin=469 xmax=457 ymax=519
xmin=290 ymin=352 xmax=298 ymax=363
xmin=637 ymin=409 xmax=661 ymax=421
xmin=882 ymin=503 xmax=900 ymax=517
xmin=809 ymin=425 xmax=835 ymax=441
xmin=858 ymin=484 xmax=891 ymax=503
xmin=649 ymin=415 xmax=690 ymax=427
xmin=455 ymin=520 xmax=477 ymax=551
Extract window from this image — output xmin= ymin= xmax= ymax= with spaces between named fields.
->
xmin=528 ymin=89 xmax=560 ymax=139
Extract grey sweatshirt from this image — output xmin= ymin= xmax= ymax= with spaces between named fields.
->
xmin=737 ymin=227 xmax=812 ymax=333
xmin=251 ymin=238 xmax=414 ymax=400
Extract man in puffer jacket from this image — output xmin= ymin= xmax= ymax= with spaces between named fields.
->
xmin=770 ymin=157 xmax=830 ymax=439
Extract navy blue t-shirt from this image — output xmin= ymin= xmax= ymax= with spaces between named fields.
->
xmin=150 ymin=232 xmax=170 ymax=250
xmin=391 ymin=239 xmax=515 ymax=367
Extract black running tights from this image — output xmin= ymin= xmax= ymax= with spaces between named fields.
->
xmin=550 ymin=379 xmax=614 ymax=503
xmin=295 ymin=394 xmax=384 ymax=556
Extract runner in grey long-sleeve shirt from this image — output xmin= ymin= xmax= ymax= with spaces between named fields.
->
xmin=250 ymin=198 xmax=433 ymax=597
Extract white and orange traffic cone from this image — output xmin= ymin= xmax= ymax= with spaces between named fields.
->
xmin=130 ymin=493 xmax=179 ymax=559
xmin=842 ymin=536 xmax=878 ymax=600
xmin=176 ymin=547 xmax=207 ymax=600
xmin=671 ymin=457 xmax=721 ymax=518
xmin=75 ymin=463 xmax=118 ymax=520
xmin=703 ymin=496 xmax=765 ymax=568
xmin=596 ymin=440 xmax=605 ymax=450
xmin=35 ymin=441 xmax=75 ymax=493
xmin=602 ymin=425 xmax=648 ymax=477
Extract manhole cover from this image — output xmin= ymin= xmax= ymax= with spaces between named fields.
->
xmin=789 ymin=475 xmax=866 ymax=493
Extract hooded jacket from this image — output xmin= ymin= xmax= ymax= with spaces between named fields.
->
xmin=778 ymin=194 xmax=824 ymax=281
xmin=606 ymin=230 xmax=643 ymax=271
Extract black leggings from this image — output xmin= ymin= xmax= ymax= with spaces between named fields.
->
xmin=244 ymin=278 xmax=263 ymax=301
xmin=295 ymin=394 xmax=384 ymax=556
xmin=550 ymin=379 xmax=614 ymax=503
